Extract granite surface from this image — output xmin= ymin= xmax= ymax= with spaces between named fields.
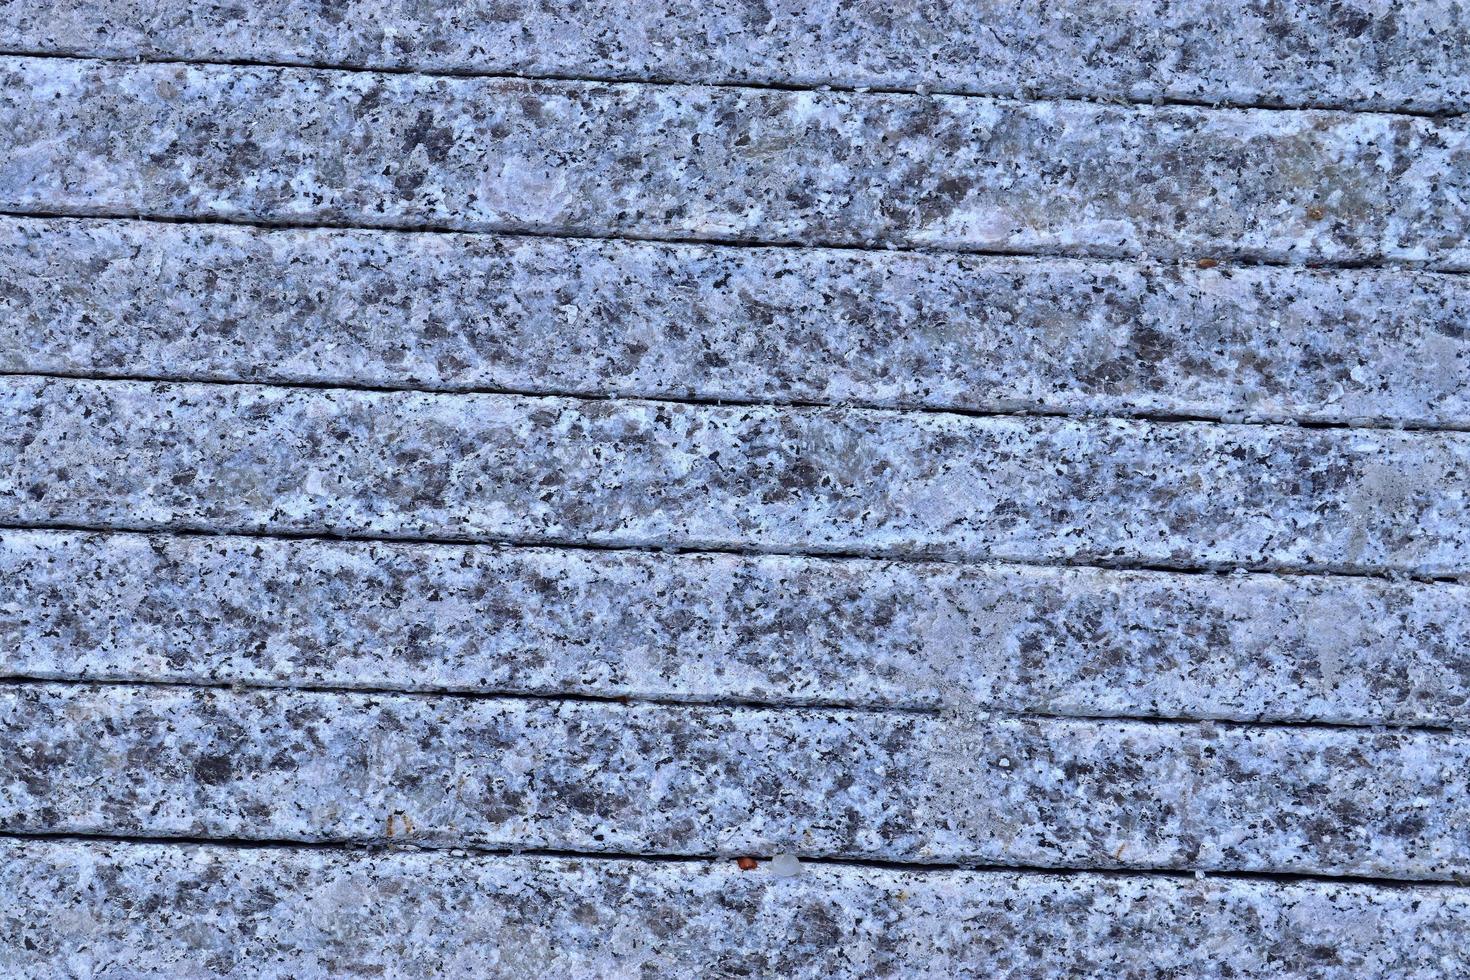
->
xmin=4 ymin=1 xmax=1468 ymax=113
xmin=4 ymin=841 xmax=1469 ymax=978
xmin=2 ymin=58 xmax=1468 ymax=267
xmin=4 ymin=529 xmax=1469 ymax=726
xmin=3 ymin=6 xmax=1470 ymax=972
xmin=3 ymin=683 xmax=1468 ymax=879
xmin=4 ymin=377 xmax=1468 ymax=576
xmin=4 ymin=216 xmax=1469 ymax=427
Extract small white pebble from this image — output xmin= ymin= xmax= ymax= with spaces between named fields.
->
xmin=770 ymin=852 xmax=802 ymax=877
xmin=998 ymin=757 xmax=1011 ymax=768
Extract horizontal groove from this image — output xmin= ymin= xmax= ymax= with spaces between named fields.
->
xmin=2 ymin=829 xmax=1465 ymax=889
xmin=1 ymin=675 xmax=1459 ymax=734
xmin=0 ymin=47 xmax=1461 ymax=121
xmin=997 ymin=706 xmax=1460 ymax=736
xmin=7 ymin=206 xmax=1464 ymax=280
xmin=7 ymin=363 xmax=1468 ymax=436
xmin=2 ymin=519 xmax=1462 ymax=589
xmin=0 ymin=674 xmax=941 ymax=717
xmin=1 ymin=201 xmax=1466 ymax=284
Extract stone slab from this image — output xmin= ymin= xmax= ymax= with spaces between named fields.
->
xmin=2 ymin=58 xmax=1467 ymax=266
xmin=4 ymin=377 xmax=1468 ymax=575
xmin=4 ymin=1 xmax=1467 ymax=112
xmin=4 ymin=529 xmax=1469 ymax=725
xmin=4 ymin=841 xmax=1469 ymax=978
xmin=3 ymin=684 xmax=1468 ymax=878
xmin=5 ymin=216 xmax=1469 ymax=427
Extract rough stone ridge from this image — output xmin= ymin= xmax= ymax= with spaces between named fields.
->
xmin=4 ymin=1 xmax=1468 ymax=113
xmin=4 ymin=377 xmax=1469 ymax=575
xmin=4 ymin=841 xmax=1469 ymax=978
xmin=5 ymin=216 xmax=1469 ymax=427
xmin=4 ymin=683 xmax=1468 ymax=879
xmin=2 ymin=58 xmax=1467 ymax=266
xmin=4 ymin=529 xmax=1469 ymax=725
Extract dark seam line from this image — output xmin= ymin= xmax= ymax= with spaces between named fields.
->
xmin=0 ymin=520 xmax=1463 ymax=587
xmin=0 ymin=206 xmax=1465 ymax=280
xmin=0 ymin=674 xmax=940 ymax=717
xmin=0 ymin=46 xmax=1461 ymax=121
xmin=7 ymin=208 xmax=1468 ymax=281
xmin=1 ymin=829 xmax=1465 ymax=889
xmin=0 ymin=675 xmax=1459 ymax=734
xmin=5 ymin=367 xmax=1467 ymax=437
xmin=987 ymin=706 xmax=1460 ymax=735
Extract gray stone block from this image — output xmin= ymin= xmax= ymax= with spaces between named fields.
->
xmin=5 ymin=217 xmax=1468 ymax=426
xmin=2 ymin=58 xmax=1466 ymax=265
xmin=4 ymin=841 xmax=1469 ymax=977
xmin=4 ymin=1 xmax=1467 ymax=112
xmin=4 ymin=377 xmax=1468 ymax=575
xmin=4 ymin=683 xmax=1467 ymax=878
xmin=4 ymin=529 xmax=1468 ymax=725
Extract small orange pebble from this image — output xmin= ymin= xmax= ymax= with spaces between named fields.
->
xmin=1196 ymin=257 xmax=1219 ymax=269
xmin=736 ymin=857 xmax=759 ymax=871
xmin=1306 ymin=205 xmax=1326 ymax=221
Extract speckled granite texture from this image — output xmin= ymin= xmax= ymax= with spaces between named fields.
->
xmin=5 ymin=1 xmax=1468 ymax=112
xmin=4 ymin=6 xmax=1470 ymax=974
xmin=5 ymin=842 xmax=1469 ymax=979
xmin=3 ymin=58 xmax=1468 ymax=266
xmin=5 ymin=530 xmax=1469 ymax=725
xmin=4 ymin=377 xmax=1468 ymax=575
xmin=4 ymin=683 xmax=1469 ymax=878
xmin=4 ymin=216 xmax=1469 ymax=426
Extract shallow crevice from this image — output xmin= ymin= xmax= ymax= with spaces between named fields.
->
xmin=2 ymin=828 xmax=1466 ymax=889
xmin=0 ymin=204 xmax=1466 ymax=283
xmin=0 ymin=674 xmax=1460 ymax=735
xmin=5 ymin=367 xmax=1467 ymax=436
xmin=1 ymin=519 xmax=1463 ymax=587
xmin=0 ymin=46 xmax=1462 ymax=120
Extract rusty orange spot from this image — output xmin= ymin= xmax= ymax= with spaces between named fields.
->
xmin=736 ymin=857 xmax=758 ymax=871
xmin=1306 ymin=205 xmax=1326 ymax=221
xmin=1196 ymin=258 xmax=1219 ymax=269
